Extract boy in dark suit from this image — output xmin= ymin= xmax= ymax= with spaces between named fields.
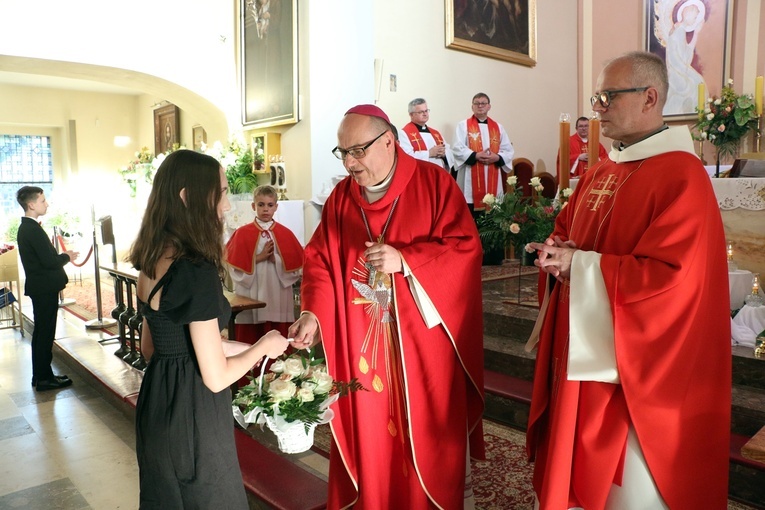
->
xmin=16 ymin=186 xmax=78 ymax=391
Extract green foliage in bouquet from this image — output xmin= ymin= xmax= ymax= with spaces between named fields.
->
xmin=477 ymin=175 xmax=570 ymax=256
xmin=694 ymin=80 xmax=758 ymax=160
xmin=233 ymin=351 xmax=365 ymax=432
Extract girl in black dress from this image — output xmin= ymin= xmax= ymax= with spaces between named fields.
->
xmin=128 ymin=150 xmax=289 ymax=509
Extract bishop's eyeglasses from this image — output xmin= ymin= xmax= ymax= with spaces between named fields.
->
xmin=332 ymin=130 xmax=388 ymax=160
xmin=590 ymin=87 xmax=649 ymax=108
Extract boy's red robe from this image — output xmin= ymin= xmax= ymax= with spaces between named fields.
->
xmin=301 ymin=149 xmax=485 ymax=509
xmin=527 ymin=127 xmax=731 ymax=509
xmin=226 ymin=221 xmax=303 ymax=274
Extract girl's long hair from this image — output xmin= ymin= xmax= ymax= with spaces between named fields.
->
xmin=127 ymin=150 xmax=225 ymax=279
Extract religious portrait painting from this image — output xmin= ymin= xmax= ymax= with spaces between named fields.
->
xmin=240 ymin=0 xmax=299 ymax=128
xmin=445 ymin=0 xmax=537 ymax=67
xmin=645 ymin=0 xmax=733 ymax=118
xmin=153 ymin=104 xmax=180 ymax=155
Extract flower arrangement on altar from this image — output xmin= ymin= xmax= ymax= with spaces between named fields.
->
xmin=118 ymin=147 xmax=157 ymax=197
xmin=203 ymin=136 xmax=258 ymax=194
xmin=694 ymin=80 xmax=758 ymax=161
xmin=232 ymin=351 xmax=365 ymax=453
xmin=477 ymin=176 xmax=571 ymax=263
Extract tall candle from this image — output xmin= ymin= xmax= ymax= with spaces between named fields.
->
xmin=755 ymin=76 xmax=764 ymax=116
xmin=697 ymin=83 xmax=705 ymax=116
xmin=559 ymin=114 xmax=570 ymax=190
xmin=588 ymin=115 xmax=601 ymax=170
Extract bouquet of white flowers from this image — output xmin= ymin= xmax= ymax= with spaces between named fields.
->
xmin=232 ymin=351 xmax=364 ymax=453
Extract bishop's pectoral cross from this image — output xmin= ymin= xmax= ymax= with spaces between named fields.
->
xmin=586 ymin=174 xmax=618 ymax=211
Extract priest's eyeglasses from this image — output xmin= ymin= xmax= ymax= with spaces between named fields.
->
xmin=590 ymin=87 xmax=649 ymax=108
xmin=332 ymin=130 xmax=388 ymax=160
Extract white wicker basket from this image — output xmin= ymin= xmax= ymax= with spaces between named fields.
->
xmin=265 ymin=416 xmax=317 ymax=454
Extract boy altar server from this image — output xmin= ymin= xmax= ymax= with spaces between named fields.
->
xmin=226 ymin=185 xmax=304 ymax=341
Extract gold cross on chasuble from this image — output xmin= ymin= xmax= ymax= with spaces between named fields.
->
xmin=586 ymin=174 xmax=618 ymax=211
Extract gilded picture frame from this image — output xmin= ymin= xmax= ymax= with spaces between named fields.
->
xmin=445 ymin=0 xmax=537 ymax=67
xmin=240 ymin=0 xmax=299 ymax=128
xmin=153 ymin=104 xmax=180 ymax=155
xmin=644 ymin=0 xmax=734 ymax=119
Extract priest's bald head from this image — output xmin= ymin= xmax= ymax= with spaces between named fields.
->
xmin=593 ymin=51 xmax=668 ymax=145
xmin=335 ymin=104 xmax=398 ymax=187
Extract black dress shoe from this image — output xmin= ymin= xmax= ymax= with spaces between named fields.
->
xmin=31 ymin=374 xmax=70 ymax=386
xmin=36 ymin=377 xmax=73 ymax=392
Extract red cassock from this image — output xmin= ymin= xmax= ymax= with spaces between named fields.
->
xmin=301 ymin=148 xmax=485 ymax=509
xmin=527 ymin=148 xmax=731 ymax=509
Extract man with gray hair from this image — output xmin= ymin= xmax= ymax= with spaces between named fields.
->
xmin=400 ymin=98 xmax=455 ymax=175
xmin=526 ymin=51 xmax=730 ymax=509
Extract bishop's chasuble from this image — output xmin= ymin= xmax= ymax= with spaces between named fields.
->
xmin=526 ymin=126 xmax=730 ymax=510
xmin=301 ymin=148 xmax=485 ymax=509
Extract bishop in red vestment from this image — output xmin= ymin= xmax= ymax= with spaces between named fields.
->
xmin=527 ymin=53 xmax=730 ymax=510
xmin=290 ymin=105 xmax=485 ymax=510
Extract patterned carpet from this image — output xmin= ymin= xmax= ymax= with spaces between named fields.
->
xmin=311 ymin=421 xmax=757 ymax=510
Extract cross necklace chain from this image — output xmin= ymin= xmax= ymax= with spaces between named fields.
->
xmin=360 ymin=196 xmax=400 ymax=244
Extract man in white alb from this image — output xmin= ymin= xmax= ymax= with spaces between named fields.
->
xmin=400 ymin=98 xmax=455 ymax=175
xmin=452 ymin=92 xmax=514 ymax=214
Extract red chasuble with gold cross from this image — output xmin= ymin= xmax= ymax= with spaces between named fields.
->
xmin=301 ymin=148 xmax=485 ymax=509
xmin=527 ymin=127 xmax=730 ymax=510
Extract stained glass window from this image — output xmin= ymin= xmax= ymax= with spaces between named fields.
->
xmin=0 ymin=135 xmax=54 ymax=224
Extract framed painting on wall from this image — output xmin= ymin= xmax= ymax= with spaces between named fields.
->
xmin=154 ymin=104 xmax=180 ymax=155
xmin=240 ymin=0 xmax=299 ymax=128
xmin=192 ymin=125 xmax=207 ymax=152
xmin=445 ymin=0 xmax=537 ymax=67
xmin=645 ymin=0 xmax=734 ymax=119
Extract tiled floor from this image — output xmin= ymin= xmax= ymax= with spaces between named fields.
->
xmin=0 ymin=301 xmax=139 ymax=509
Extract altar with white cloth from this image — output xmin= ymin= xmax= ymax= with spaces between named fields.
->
xmin=224 ymin=197 xmax=306 ymax=246
xmin=569 ymin=176 xmax=765 ymax=276
xmin=732 ymin=305 xmax=765 ymax=348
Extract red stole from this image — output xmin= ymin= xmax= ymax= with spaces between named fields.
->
xmin=225 ymin=221 xmax=304 ymax=274
xmin=527 ymin=152 xmax=730 ymax=509
xmin=301 ymin=147 xmax=485 ymax=509
xmin=402 ymin=122 xmax=445 ymax=151
xmin=466 ymin=116 xmax=500 ymax=210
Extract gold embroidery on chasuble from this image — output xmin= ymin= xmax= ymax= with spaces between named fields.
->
xmin=352 ymin=197 xmax=408 ymax=440
xmin=351 ymin=258 xmax=407 ymax=439
xmin=586 ymin=174 xmax=618 ymax=211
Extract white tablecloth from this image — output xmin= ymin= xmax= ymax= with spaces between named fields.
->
xmin=729 ymin=269 xmax=754 ymax=310
xmin=732 ymin=304 xmax=765 ymax=347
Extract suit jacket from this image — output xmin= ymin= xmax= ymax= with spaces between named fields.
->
xmin=17 ymin=216 xmax=70 ymax=296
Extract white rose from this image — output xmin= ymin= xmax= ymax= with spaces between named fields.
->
xmin=534 ymin=184 xmax=544 ymax=192
xmin=530 ymin=176 xmax=541 ymax=187
xmin=482 ymin=193 xmax=496 ymax=205
xmin=506 ymin=175 xmax=518 ymax=187
xmin=509 ymin=223 xmax=521 ymax=234
xmin=706 ymin=113 xmax=715 ymax=120
xmin=562 ymin=188 xmax=573 ymax=198
xmin=700 ymin=131 xmax=708 ymax=140
xmin=312 ymin=372 xmax=334 ymax=394
xmin=713 ymin=99 xmax=721 ymax=106
xmin=727 ymin=78 xmax=734 ymax=85
xmin=269 ymin=379 xmax=297 ymax=402
xmin=297 ymin=387 xmax=315 ymax=403
xmin=282 ymin=357 xmax=306 ymax=378
xmin=270 ymin=359 xmax=285 ymax=373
